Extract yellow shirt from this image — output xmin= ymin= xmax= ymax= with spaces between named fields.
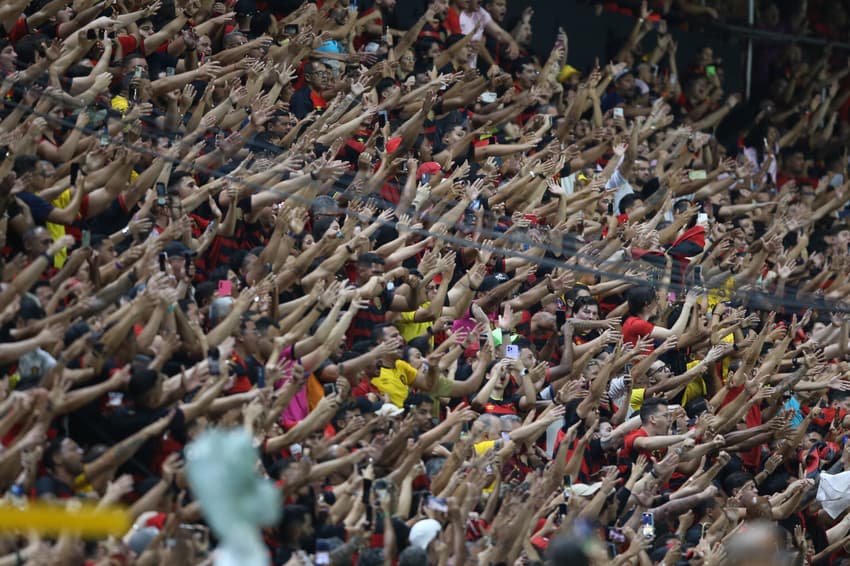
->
xmin=474 ymin=440 xmax=498 ymax=493
xmin=397 ymin=301 xmax=432 ymax=343
xmin=371 ymin=360 xmax=419 ymax=407
xmin=47 ymin=189 xmax=71 ymax=268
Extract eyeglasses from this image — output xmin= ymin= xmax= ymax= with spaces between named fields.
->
xmin=309 ymin=71 xmax=330 ymax=78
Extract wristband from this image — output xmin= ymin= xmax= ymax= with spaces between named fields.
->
xmin=121 ymin=226 xmax=130 ymax=237
xmin=167 ymin=304 xmax=177 ymax=313
xmin=310 ymin=171 xmax=319 ymax=181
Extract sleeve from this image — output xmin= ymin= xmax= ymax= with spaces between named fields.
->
xmin=398 ymin=360 xmax=419 ymax=385
xmin=400 ymin=310 xmax=416 ymax=323
xmin=117 ymin=34 xmax=139 ymax=55
xmin=16 ymin=192 xmax=55 ymax=224
xmin=290 ymin=89 xmax=313 ymax=119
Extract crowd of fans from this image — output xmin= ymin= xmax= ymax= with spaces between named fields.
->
xmin=2 ymin=0 xmax=850 ymax=564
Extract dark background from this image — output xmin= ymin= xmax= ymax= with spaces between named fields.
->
xmin=390 ymin=0 xmax=744 ymax=94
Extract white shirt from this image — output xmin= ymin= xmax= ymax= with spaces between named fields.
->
xmin=459 ymin=8 xmax=492 ymax=68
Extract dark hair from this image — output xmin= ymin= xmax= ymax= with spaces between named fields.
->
xmin=167 ymin=171 xmax=193 ymax=194
xmin=356 ymin=548 xmax=385 ymax=566
xmin=573 ymin=295 xmax=600 ymax=314
xmin=398 ymin=546 xmax=428 ymax=566
xmin=625 ymin=285 xmax=655 ymax=317
xmin=43 ymin=437 xmax=66 ymax=471
xmin=405 ymin=392 xmax=433 ymax=411
xmin=619 ymin=193 xmax=641 ymax=215
xmin=13 ymin=155 xmax=38 ymax=176
xmin=407 ymin=336 xmax=432 ymax=356
xmin=723 ymin=471 xmax=754 ymax=496
xmin=639 ymin=397 xmax=667 ymax=425
xmin=375 ymin=77 xmax=398 ymax=99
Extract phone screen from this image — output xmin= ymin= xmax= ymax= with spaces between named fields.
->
xmin=505 ymin=345 xmax=520 ymax=359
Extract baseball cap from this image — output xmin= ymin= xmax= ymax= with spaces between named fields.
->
xmin=409 ymin=518 xmax=442 ymax=549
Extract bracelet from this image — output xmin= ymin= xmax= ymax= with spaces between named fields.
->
xmin=310 ymin=171 xmax=319 ymax=181
xmin=121 ymin=226 xmax=130 ymax=237
xmin=114 ymin=260 xmax=124 ymax=270
xmin=40 ymin=252 xmax=53 ymax=262
xmin=167 ymin=304 xmax=177 ymax=313
xmin=345 ymin=244 xmax=354 ymax=253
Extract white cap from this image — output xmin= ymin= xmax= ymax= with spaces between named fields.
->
xmin=409 ymin=518 xmax=442 ymax=549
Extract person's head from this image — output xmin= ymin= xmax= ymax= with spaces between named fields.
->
xmin=483 ymin=0 xmax=507 ymax=22
xmin=0 ymin=39 xmax=17 ymax=72
xmin=22 ymin=226 xmax=53 ymax=258
xmin=830 ymin=390 xmax=850 ymax=414
xmin=405 ymin=393 xmax=434 ymax=429
xmin=626 ymin=285 xmax=657 ymax=318
xmin=167 ymin=171 xmax=199 ymax=199
xmin=632 ymin=158 xmax=652 ymax=185
xmin=304 ymin=60 xmax=330 ymax=91
xmin=44 ymin=436 xmax=84 ymax=477
xmin=279 ymin=505 xmax=314 ymax=545
xmin=513 ymin=58 xmax=538 ymax=90
xmin=355 ymin=252 xmax=385 ymax=283
xmin=376 ymin=0 xmax=397 ymax=12
xmin=614 ymin=69 xmax=635 ymax=95
xmin=398 ymin=546 xmax=428 ymax=566
xmin=618 ymin=193 xmax=642 ymax=216
xmin=639 ymin=397 xmax=669 ymax=433
xmin=644 ymin=360 xmax=671 ymax=388
xmin=375 ymin=77 xmax=400 ymax=102
xmin=14 ymin=155 xmax=50 ymax=192
xmin=781 ymin=148 xmax=805 ymax=176
xmin=573 ymin=296 xmax=600 ymax=321
xmin=399 ymin=49 xmax=416 ymax=74
xmin=724 ymin=471 xmax=757 ymax=500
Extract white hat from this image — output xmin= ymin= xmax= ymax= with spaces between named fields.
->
xmin=377 ymin=404 xmax=404 ymax=418
xmin=409 ymin=518 xmax=442 ymax=549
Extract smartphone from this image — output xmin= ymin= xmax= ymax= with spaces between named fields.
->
xmin=608 ymin=527 xmax=626 ymax=543
xmin=558 ymin=502 xmax=567 ymax=520
xmin=705 ymin=65 xmax=716 ymax=76
xmin=377 ymin=110 xmax=389 ymax=128
xmin=86 ymin=29 xmax=97 ymax=40
xmin=99 ymin=127 xmax=110 ymax=147
xmin=613 ymin=107 xmax=624 ymax=118
xmin=348 ymin=0 xmax=358 ymax=13
xmin=166 ymin=66 xmax=175 ymax=77
xmin=82 ymin=229 xmax=91 ymax=248
xmin=283 ymin=24 xmax=299 ymax=35
xmin=156 ymin=182 xmax=167 ymax=206
xmin=134 ymin=65 xmax=144 ymax=79
xmin=697 ymin=212 xmax=709 ymax=225
xmin=640 ymin=512 xmax=655 ymax=540
xmin=426 ymin=495 xmax=448 ymax=513
xmin=688 ymin=170 xmax=707 ymax=180
xmin=207 ymin=347 xmax=220 ymax=376
xmin=480 ymin=91 xmax=498 ymax=104
xmin=693 ymin=265 xmax=704 ymax=287
xmin=70 ymin=162 xmax=80 ymax=186
xmin=505 ymin=344 xmax=520 ymax=359
xmin=316 ymin=552 xmax=330 ymax=565
xmin=158 ymin=251 xmax=168 ymax=273
xmin=218 ymin=279 xmax=232 ymax=297
xmin=128 ymin=84 xmax=138 ymax=102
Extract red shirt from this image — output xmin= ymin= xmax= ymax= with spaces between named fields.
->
xmin=623 ymin=316 xmax=654 ymax=349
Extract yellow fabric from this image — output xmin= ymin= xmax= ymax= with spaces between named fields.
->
xmin=397 ymin=302 xmax=432 ymax=343
xmin=707 ymin=276 xmax=735 ymax=310
xmin=630 ymin=388 xmax=645 ymax=412
xmin=46 ymin=189 xmax=70 ymax=268
xmin=474 ymin=440 xmax=498 ymax=493
xmin=371 ymin=360 xmax=419 ymax=407
xmin=682 ymin=360 xmax=706 ymax=407
xmin=111 ymin=95 xmax=129 ymax=113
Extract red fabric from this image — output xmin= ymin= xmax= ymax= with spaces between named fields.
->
xmin=623 ymin=316 xmax=654 ymax=348
xmin=444 ymin=8 xmax=462 ymax=34
xmin=672 ymin=225 xmax=706 ymax=250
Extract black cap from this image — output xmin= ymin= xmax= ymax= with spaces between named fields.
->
xmin=234 ymin=0 xmax=258 ymax=16
xmin=163 ymin=240 xmax=197 ymax=257
xmin=478 ymin=273 xmax=510 ymax=293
